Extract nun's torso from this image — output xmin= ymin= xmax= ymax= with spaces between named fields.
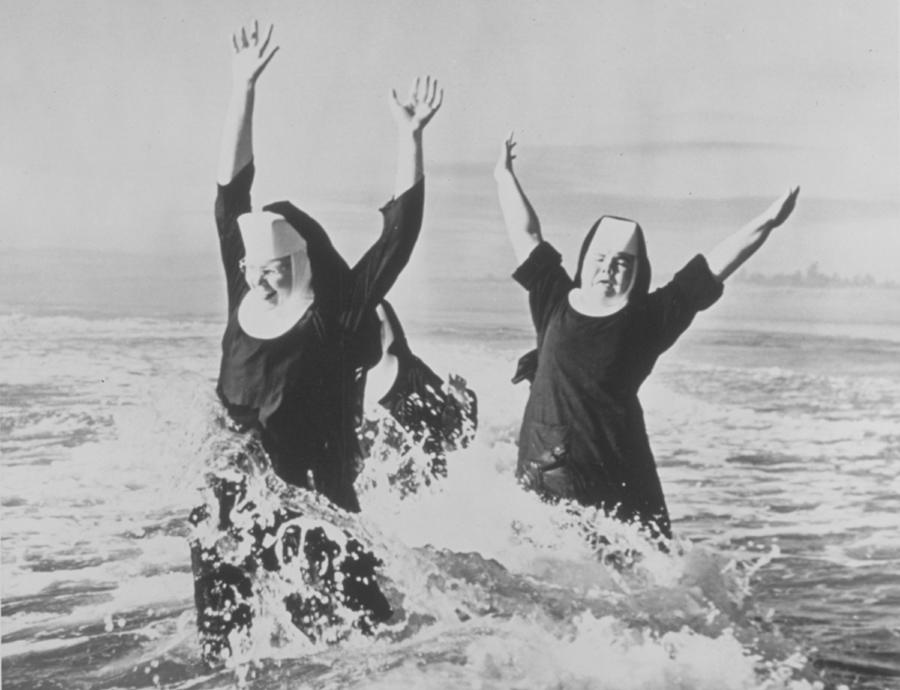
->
xmin=214 ymin=161 xmax=424 ymax=511
xmin=217 ymin=307 xmax=356 ymax=488
xmin=513 ymin=241 xmax=722 ymax=535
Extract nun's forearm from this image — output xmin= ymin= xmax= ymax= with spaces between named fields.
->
xmin=217 ymin=84 xmax=256 ymax=186
xmin=496 ymin=170 xmax=542 ymax=265
xmin=704 ymin=220 xmax=774 ymax=283
xmin=705 ymin=188 xmax=799 ymax=283
xmin=393 ymin=129 xmax=424 ymax=198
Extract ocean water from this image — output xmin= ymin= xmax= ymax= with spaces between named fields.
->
xmin=2 ymin=286 xmax=899 ymax=689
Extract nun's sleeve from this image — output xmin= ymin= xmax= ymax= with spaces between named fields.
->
xmin=214 ymin=160 xmax=255 ymax=313
xmin=440 ymin=386 xmax=478 ymax=450
xmin=512 ymin=241 xmax=573 ymax=340
xmin=343 ymin=178 xmax=425 ymax=333
xmin=645 ymin=254 xmax=724 ymax=354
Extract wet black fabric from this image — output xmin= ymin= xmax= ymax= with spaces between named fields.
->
xmin=214 ymin=161 xmax=424 ymax=511
xmin=512 ymin=241 xmax=723 ymax=537
xmin=188 ymin=470 xmax=391 ymax=665
xmin=356 ymin=300 xmax=478 ymax=486
xmin=376 ymin=355 xmax=477 ymax=470
xmin=377 ymin=301 xmax=477 ymax=460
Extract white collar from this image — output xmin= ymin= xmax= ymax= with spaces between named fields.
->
xmin=567 ymin=288 xmax=629 ymax=317
xmin=237 ymin=291 xmax=312 ymax=339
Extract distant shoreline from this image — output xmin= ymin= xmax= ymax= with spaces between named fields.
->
xmin=733 ymin=262 xmax=899 ymax=290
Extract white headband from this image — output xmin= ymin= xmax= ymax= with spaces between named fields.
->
xmin=595 ymin=217 xmax=640 ymax=255
xmin=237 ymin=212 xmax=306 ymax=264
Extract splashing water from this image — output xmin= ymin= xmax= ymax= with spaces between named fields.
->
xmin=2 ymin=314 xmax=898 ymax=689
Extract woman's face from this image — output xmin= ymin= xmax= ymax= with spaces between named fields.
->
xmin=242 ymin=255 xmax=294 ymax=308
xmin=581 ymin=220 xmax=640 ymax=299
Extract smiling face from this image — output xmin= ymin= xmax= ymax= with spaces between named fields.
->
xmin=579 ymin=218 xmax=641 ymax=300
xmin=237 ymin=212 xmax=311 ymax=311
xmin=241 ymin=255 xmax=295 ymax=308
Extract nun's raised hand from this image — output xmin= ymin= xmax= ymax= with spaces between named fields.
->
xmin=390 ymin=76 xmax=444 ymax=133
xmin=231 ymin=20 xmax=279 ymax=87
xmin=758 ymin=187 xmax=801 ymax=231
xmin=494 ymin=132 xmax=517 ymax=180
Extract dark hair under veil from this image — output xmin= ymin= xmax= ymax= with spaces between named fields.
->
xmin=262 ymin=200 xmax=351 ymax=317
xmin=262 ymin=200 xmax=393 ymax=377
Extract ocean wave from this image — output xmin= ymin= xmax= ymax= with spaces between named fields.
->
xmin=0 ymin=311 xmax=219 ymax=339
xmin=2 ymin=320 xmax=898 ymax=688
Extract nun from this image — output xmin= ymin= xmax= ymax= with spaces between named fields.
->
xmin=494 ymin=133 xmax=799 ymax=539
xmin=213 ymin=22 xmax=443 ymax=512
xmin=189 ymin=21 xmax=443 ymax=663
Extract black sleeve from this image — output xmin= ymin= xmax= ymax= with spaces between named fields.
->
xmin=645 ymin=254 xmax=724 ymax=354
xmin=342 ymin=179 xmax=425 ymax=334
xmin=387 ymin=358 xmax=478 ymax=454
xmin=512 ymin=241 xmax=573 ymax=340
xmin=214 ymin=162 xmax=255 ymax=313
xmin=511 ymin=348 xmax=539 ymax=385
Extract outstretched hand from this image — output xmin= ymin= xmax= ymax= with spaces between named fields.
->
xmin=390 ymin=76 xmax=443 ymax=133
xmin=231 ymin=20 xmax=279 ymax=87
xmin=494 ymin=132 xmax=517 ymax=179
xmin=759 ymin=186 xmax=801 ymax=230
xmin=705 ymin=185 xmax=802 ymax=283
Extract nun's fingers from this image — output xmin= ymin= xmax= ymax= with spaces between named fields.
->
xmin=430 ymin=85 xmax=444 ymax=113
xmin=259 ymin=23 xmax=274 ymax=56
xmin=777 ymin=186 xmax=801 ymax=224
xmin=763 ymin=186 xmax=800 ymax=228
xmin=428 ymin=78 xmax=442 ymax=107
xmin=257 ymin=45 xmax=279 ymax=74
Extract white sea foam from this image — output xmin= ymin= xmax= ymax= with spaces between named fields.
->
xmin=2 ymin=313 xmax=898 ymax=688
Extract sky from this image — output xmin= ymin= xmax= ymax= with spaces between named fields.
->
xmin=1 ymin=0 xmax=898 ymax=283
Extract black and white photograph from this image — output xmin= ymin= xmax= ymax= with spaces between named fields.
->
xmin=2 ymin=1 xmax=898 ymax=688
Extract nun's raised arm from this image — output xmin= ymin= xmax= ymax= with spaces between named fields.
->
xmin=216 ymin=20 xmax=279 ymax=185
xmin=388 ymin=75 xmax=443 ymax=197
xmin=704 ymin=187 xmax=801 ymax=283
xmin=494 ymin=133 xmax=543 ymax=265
